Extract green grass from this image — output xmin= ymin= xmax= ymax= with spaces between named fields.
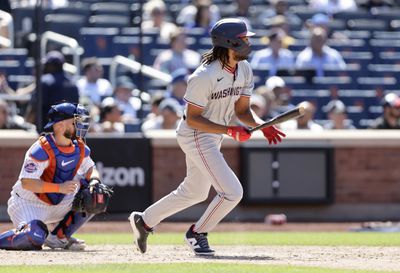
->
xmin=0 ymin=263 xmax=396 ymax=273
xmin=77 ymin=231 xmax=400 ymax=247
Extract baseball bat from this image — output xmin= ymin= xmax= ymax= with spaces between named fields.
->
xmin=249 ymin=106 xmax=305 ymax=133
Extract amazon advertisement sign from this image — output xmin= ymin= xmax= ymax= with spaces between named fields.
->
xmin=86 ymin=136 xmax=151 ymax=213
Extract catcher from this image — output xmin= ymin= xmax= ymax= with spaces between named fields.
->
xmin=0 ymin=102 xmax=112 ymax=250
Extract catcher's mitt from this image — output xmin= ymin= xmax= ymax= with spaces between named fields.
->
xmin=72 ymin=179 xmax=113 ymax=214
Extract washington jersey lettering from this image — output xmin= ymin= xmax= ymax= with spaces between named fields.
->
xmin=180 ymin=60 xmax=254 ymax=133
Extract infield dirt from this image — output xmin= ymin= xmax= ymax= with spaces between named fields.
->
xmin=1 ymin=245 xmax=400 ymax=272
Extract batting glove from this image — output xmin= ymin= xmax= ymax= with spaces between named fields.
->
xmin=261 ymin=125 xmax=286 ymax=145
xmin=227 ymin=126 xmax=252 ymax=142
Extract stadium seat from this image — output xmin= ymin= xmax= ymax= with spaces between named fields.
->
xmin=327 ymin=19 xmax=346 ymax=32
xmin=289 ymin=6 xmax=318 ymax=21
xmin=288 ymin=39 xmax=308 ymax=52
xmin=337 ymin=89 xmax=379 ymax=110
xmin=44 ymin=14 xmax=87 ymax=40
xmin=290 ymin=89 xmax=331 ymax=119
xmin=90 ymin=2 xmax=131 ymax=16
xmin=281 ymin=76 xmax=310 ymax=89
xmin=379 ymin=51 xmax=400 ymax=63
xmin=341 ymin=51 xmax=373 ymax=68
xmin=324 ymin=64 xmax=364 ymax=78
xmin=333 ymin=10 xmax=371 ymax=21
xmin=357 ymin=77 xmax=398 ymax=91
xmin=347 ymin=19 xmax=388 ymax=31
xmin=80 ymin=27 xmax=119 ymax=58
xmin=112 ymin=36 xmax=154 ymax=65
xmin=334 ymin=30 xmax=371 ymax=41
xmin=6 ymin=75 xmax=34 ymax=91
xmin=54 ymin=2 xmax=91 ymax=17
xmin=312 ymin=76 xmax=355 ymax=90
xmin=124 ymin=120 xmax=142 ymax=133
xmin=89 ymin=15 xmax=131 ymax=28
xmin=368 ymin=105 xmax=383 ymax=119
xmin=346 ymin=105 xmax=367 ymax=128
xmin=0 ymin=48 xmax=28 ymax=62
xmin=371 ymin=7 xmax=400 ymax=21
xmin=328 ymin=39 xmax=368 ymax=52
xmin=0 ymin=60 xmax=24 ymax=78
xmin=373 ymin=31 xmax=400 ymax=40
xmin=370 ymin=39 xmax=400 ymax=55
xmin=367 ymin=64 xmax=400 ymax=81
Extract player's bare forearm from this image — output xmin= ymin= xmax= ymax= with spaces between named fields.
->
xmin=236 ymin=109 xmax=264 ymax=128
xmin=186 ymin=115 xmax=229 ymax=134
xmin=234 ymin=96 xmax=263 ymax=128
xmin=21 ymin=178 xmax=78 ymax=194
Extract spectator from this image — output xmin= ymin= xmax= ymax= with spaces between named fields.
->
xmin=142 ymin=0 xmax=178 ymax=41
xmin=309 ymin=0 xmax=357 ymax=14
xmin=76 ymin=58 xmax=113 ymax=107
xmin=94 ymin=97 xmax=125 ymax=133
xmin=250 ymin=94 xmax=268 ymax=120
xmin=25 ymin=51 xmax=79 ymax=131
xmin=280 ymin=101 xmax=324 ymax=131
xmin=143 ymin=91 xmax=165 ymax=122
xmin=0 ymin=10 xmax=12 ymax=48
xmin=303 ymin=13 xmax=349 ymax=42
xmin=265 ymin=76 xmax=294 ymax=115
xmin=112 ymin=76 xmax=142 ymax=123
xmin=296 ymin=27 xmax=346 ymax=77
xmin=178 ymin=0 xmax=220 ymax=31
xmin=323 ymin=99 xmax=355 ymax=129
xmin=141 ymin=98 xmax=182 ymax=131
xmin=263 ymin=15 xmax=295 ymax=49
xmin=250 ymin=29 xmax=295 ymax=76
xmin=166 ymin=68 xmax=188 ymax=106
xmin=259 ymin=0 xmax=301 ymax=27
xmin=0 ymin=99 xmax=36 ymax=131
xmin=220 ymin=0 xmax=256 ymax=29
xmin=369 ymin=93 xmax=400 ymax=129
xmin=253 ymin=85 xmax=276 ymax=120
xmin=153 ymin=28 xmax=201 ymax=74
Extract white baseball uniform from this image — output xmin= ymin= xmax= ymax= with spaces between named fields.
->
xmin=142 ymin=60 xmax=254 ymax=232
xmin=7 ymin=136 xmax=95 ymax=228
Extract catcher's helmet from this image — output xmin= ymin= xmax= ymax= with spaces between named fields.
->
xmin=210 ymin=18 xmax=255 ymax=55
xmin=44 ymin=102 xmax=90 ymax=138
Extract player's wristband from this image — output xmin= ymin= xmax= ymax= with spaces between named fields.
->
xmin=42 ymin=182 xmax=60 ymax=193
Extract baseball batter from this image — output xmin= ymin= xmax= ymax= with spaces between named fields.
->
xmin=0 ymin=102 xmax=99 ymax=250
xmin=130 ymin=18 xmax=286 ymax=256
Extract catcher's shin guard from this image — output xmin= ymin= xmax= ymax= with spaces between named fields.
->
xmin=0 ymin=220 xmax=48 ymax=250
xmin=51 ymin=211 xmax=94 ymax=238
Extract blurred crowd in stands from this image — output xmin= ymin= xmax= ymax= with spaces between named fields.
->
xmin=1 ymin=0 xmax=400 ymax=134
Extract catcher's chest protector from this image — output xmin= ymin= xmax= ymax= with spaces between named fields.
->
xmin=36 ymin=135 xmax=85 ymax=205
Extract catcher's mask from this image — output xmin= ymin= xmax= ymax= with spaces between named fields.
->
xmin=210 ymin=18 xmax=255 ymax=56
xmin=44 ymin=102 xmax=91 ymax=138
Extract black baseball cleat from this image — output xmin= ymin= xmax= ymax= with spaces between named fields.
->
xmin=184 ymin=224 xmax=215 ymax=256
xmin=129 ymin=212 xmax=152 ymax=254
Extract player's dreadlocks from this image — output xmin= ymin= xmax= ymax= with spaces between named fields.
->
xmin=201 ymin=46 xmax=230 ymax=69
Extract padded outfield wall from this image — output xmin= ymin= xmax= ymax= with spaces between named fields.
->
xmin=0 ymin=130 xmax=399 ymax=222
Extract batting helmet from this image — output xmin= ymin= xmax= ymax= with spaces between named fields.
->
xmin=44 ymin=102 xmax=90 ymax=138
xmin=210 ymin=18 xmax=255 ymax=55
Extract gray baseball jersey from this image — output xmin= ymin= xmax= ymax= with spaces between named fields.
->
xmin=142 ymin=60 xmax=254 ymax=233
